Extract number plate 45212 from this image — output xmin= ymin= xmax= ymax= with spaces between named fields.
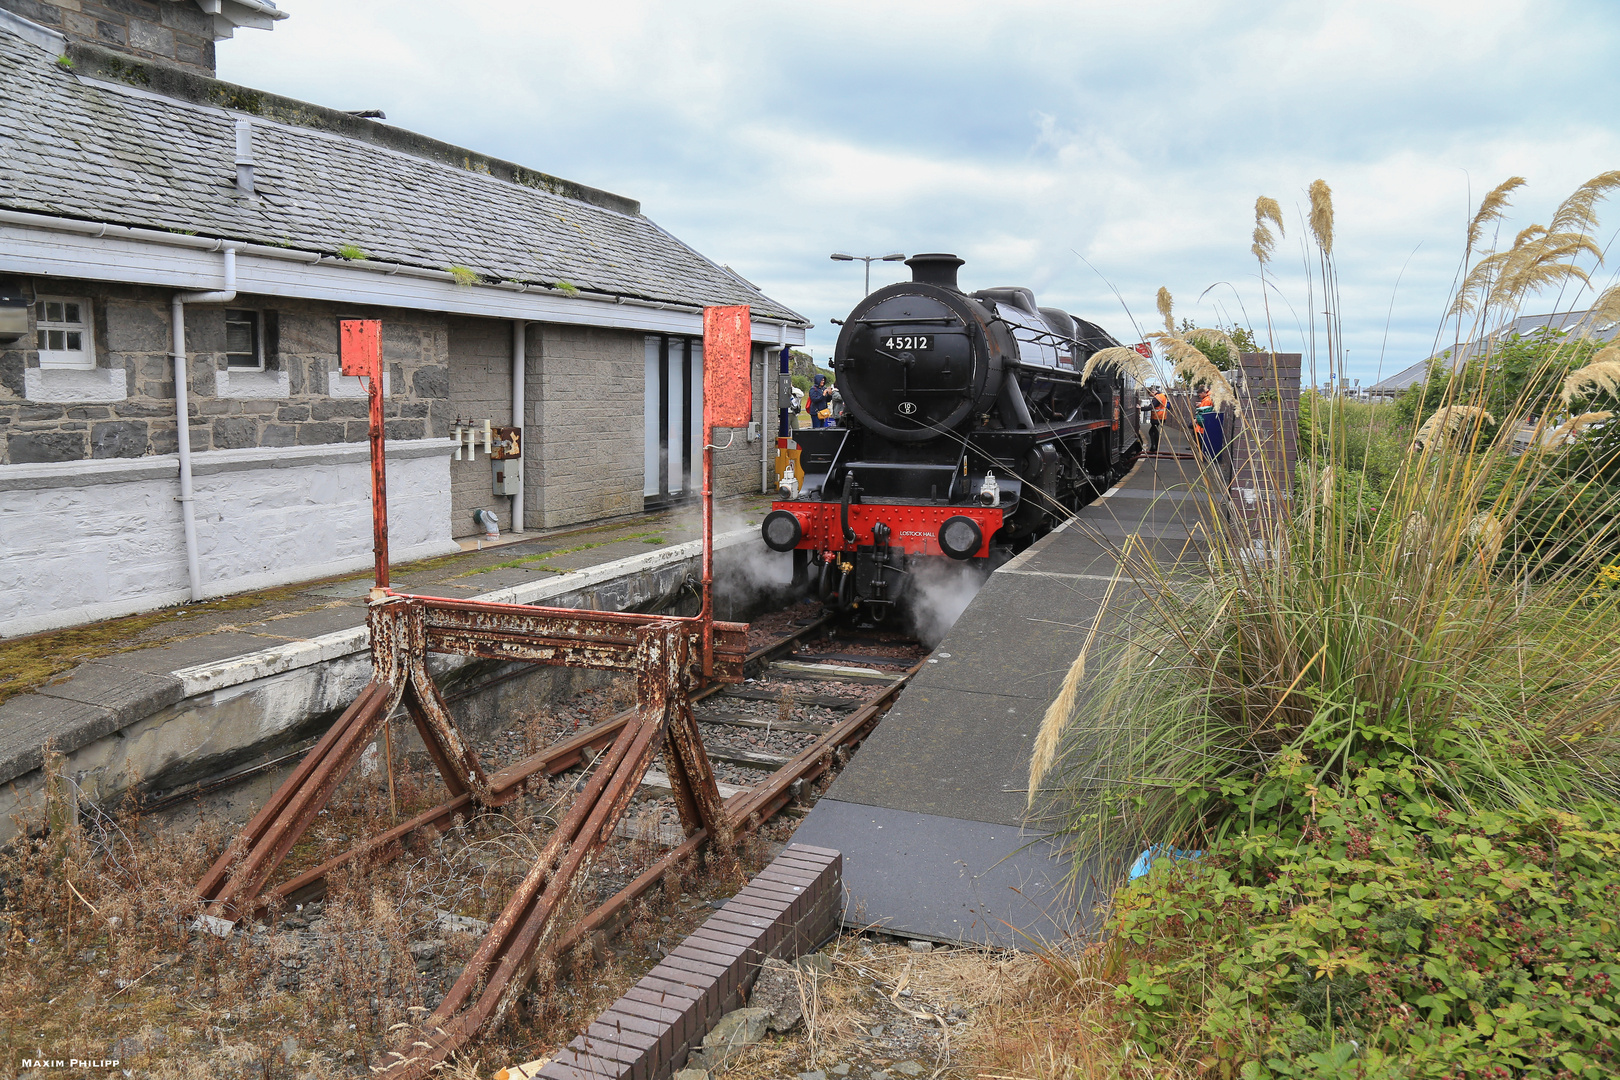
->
xmin=883 ymin=334 xmax=932 ymax=351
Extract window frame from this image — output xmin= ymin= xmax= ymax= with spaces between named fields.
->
xmin=224 ymin=308 xmax=265 ymax=371
xmin=34 ymin=296 xmax=95 ymax=371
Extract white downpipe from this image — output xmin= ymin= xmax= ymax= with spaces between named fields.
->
xmin=511 ymin=319 xmax=526 ymax=532
xmin=760 ymin=323 xmax=786 ymax=493
xmin=170 ymin=247 xmax=238 ymax=601
xmin=760 ymin=345 xmax=782 ymax=494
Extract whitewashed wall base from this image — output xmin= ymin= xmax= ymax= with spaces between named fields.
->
xmin=0 ymin=438 xmax=457 ymax=637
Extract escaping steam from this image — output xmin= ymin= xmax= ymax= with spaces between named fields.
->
xmin=712 ymin=510 xmax=796 ymax=620
xmin=905 ymin=557 xmax=989 ymax=649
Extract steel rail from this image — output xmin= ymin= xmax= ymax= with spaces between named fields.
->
xmin=257 ymin=613 xmax=840 ymax=909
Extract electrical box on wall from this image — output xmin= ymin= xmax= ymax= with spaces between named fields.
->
xmin=493 ymin=455 xmax=521 ymax=495
xmin=490 ymin=426 xmax=521 ymax=459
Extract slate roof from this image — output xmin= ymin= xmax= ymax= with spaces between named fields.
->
xmin=0 ymin=27 xmax=807 ymax=324
xmin=1365 ymin=358 xmax=1432 ymax=395
xmin=1369 ymin=311 xmax=1620 ymax=395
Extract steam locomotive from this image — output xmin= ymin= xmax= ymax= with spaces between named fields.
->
xmin=759 ymin=253 xmax=1142 ymax=623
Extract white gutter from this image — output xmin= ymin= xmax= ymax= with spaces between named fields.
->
xmin=0 ymin=208 xmax=809 ymax=345
xmin=511 ymin=319 xmax=526 ymax=531
xmin=171 ymin=246 xmax=238 ymax=600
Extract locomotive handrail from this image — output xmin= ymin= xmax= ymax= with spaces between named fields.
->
xmin=852 ymin=313 xmax=968 ymax=325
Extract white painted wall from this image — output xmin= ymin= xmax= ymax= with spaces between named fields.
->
xmin=0 ymin=438 xmax=458 ymax=637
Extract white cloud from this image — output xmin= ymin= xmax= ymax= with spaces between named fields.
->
xmin=223 ymin=0 xmax=1620 ymax=381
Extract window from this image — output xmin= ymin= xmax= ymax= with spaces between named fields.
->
xmin=225 ymin=309 xmax=263 ymax=370
xmin=35 ymin=297 xmax=94 ymax=370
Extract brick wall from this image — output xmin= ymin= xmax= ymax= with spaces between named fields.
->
xmin=0 ymin=280 xmax=452 ymax=465
xmin=0 ymin=0 xmax=217 ymax=75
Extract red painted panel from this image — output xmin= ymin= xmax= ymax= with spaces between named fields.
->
xmin=771 ymin=501 xmax=1003 ymax=558
xmin=339 ymin=319 xmax=381 ymax=378
xmin=702 ymin=305 xmax=753 ymax=429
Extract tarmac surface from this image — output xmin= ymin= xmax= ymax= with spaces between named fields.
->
xmin=794 ymin=431 xmax=1219 ymax=946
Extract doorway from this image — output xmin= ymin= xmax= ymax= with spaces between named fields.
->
xmin=643 ymin=334 xmax=704 ymax=506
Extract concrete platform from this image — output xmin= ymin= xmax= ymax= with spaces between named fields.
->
xmin=0 ymin=494 xmax=775 ymax=841
xmin=793 ymin=437 xmax=1218 ymax=947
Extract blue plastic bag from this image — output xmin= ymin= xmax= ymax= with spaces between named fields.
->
xmin=1128 ymin=843 xmax=1204 ymax=881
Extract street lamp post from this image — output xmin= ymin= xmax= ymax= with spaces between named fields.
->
xmin=831 ymin=252 xmax=906 ymax=295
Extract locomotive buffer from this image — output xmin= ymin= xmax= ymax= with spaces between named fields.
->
xmin=794 ymin=427 xmax=1212 ymax=946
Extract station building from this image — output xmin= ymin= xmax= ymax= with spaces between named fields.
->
xmin=0 ymin=1 xmax=808 ymax=638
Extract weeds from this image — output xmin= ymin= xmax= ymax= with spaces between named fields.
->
xmin=0 ymin=689 xmax=786 ymax=1076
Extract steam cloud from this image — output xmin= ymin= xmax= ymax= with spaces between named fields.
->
xmin=905 ymin=558 xmax=989 ymax=649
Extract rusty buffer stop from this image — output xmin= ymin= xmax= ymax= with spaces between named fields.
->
xmin=196 ymin=307 xmax=762 ymax=1078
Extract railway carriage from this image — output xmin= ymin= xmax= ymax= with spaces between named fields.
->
xmin=760 ymin=253 xmax=1141 ymax=624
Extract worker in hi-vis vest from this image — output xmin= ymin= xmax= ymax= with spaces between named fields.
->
xmin=1193 ymin=387 xmax=1224 ymax=465
xmin=1149 ymin=388 xmax=1168 ymax=453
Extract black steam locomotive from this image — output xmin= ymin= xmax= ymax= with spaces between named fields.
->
xmin=760 ymin=253 xmax=1142 ymax=622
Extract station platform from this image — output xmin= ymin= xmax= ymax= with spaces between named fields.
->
xmin=0 ymin=494 xmax=772 ymax=834
xmin=793 ymin=436 xmax=1219 ymax=946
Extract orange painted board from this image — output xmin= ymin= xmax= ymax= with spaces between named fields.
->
xmin=702 ymin=305 xmax=753 ymax=430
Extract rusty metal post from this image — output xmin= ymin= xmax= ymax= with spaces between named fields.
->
xmin=341 ymin=319 xmax=389 ymax=594
xmin=701 ymin=305 xmax=754 ymax=678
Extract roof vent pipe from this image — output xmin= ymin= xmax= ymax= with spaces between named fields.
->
xmin=905 ymin=253 xmax=964 ymax=290
xmin=234 ymin=118 xmax=255 ymax=196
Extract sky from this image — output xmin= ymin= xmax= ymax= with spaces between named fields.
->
xmin=220 ymin=1 xmax=1620 ymax=388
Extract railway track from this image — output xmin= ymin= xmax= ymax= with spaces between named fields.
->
xmin=126 ymin=603 xmax=920 ymax=1071
xmin=250 ymin=605 xmax=922 ymax=926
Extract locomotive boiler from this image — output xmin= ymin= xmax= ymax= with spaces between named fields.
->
xmin=760 ymin=253 xmax=1142 ymax=625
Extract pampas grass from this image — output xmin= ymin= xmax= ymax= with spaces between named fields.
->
xmin=1252 ymin=196 xmax=1284 ymax=265
xmin=1551 ymin=411 xmax=1616 ymax=443
xmin=1451 ymin=172 xmax=1620 ymax=320
xmin=1030 ymin=172 xmax=1620 ymax=888
xmin=1308 ymin=179 xmax=1334 ymax=254
xmin=1081 ymin=345 xmax=1156 ymax=385
xmin=1412 ymin=404 xmax=1495 ymax=449
xmin=1156 ymin=286 xmax=1175 ymax=334
xmin=1151 ymin=334 xmax=1240 ymax=410
xmin=1467 ymin=176 xmax=1526 ymax=250
xmin=1563 ymin=348 xmax=1620 ymax=407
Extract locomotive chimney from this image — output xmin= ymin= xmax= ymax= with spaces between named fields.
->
xmin=906 ymin=253 xmax=965 ymax=291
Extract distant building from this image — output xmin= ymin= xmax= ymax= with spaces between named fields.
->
xmin=1365 ymin=310 xmax=1620 ymax=402
xmin=0 ymin=1 xmax=809 ymax=637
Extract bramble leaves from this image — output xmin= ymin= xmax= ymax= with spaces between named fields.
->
xmin=1107 ymin=765 xmax=1620 ymax=1077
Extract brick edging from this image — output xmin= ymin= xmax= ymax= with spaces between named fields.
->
xmin=537 ymin=843 xmax=843 ymax=1080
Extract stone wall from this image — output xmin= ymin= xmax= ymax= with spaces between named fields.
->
xmin=0 ymin=0 xmax=217 ymax=75
xmin=0 ymin=279 xmax=453 ymax=464
xmin=1 ymin=278 xmax=773 ymax=516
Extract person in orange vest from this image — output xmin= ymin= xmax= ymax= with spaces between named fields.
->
xmin=1193 ymin=386 xmax=1224 ymax=465
xmin=1148 ymin=387 xmax=1169 ymax=453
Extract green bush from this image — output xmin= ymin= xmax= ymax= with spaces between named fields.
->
xmin=1110 ymin=758 xmax=1620 ymax=1078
